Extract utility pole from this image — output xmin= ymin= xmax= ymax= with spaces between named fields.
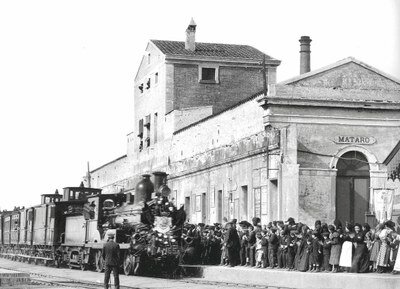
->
xmin=86 ymin=161 xmax=91 ymax=188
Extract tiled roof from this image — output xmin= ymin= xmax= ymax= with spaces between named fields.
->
xmin=151 ymin=40 xmax=275 ymax=61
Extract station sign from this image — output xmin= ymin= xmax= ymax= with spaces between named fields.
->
xmin=334 ymin=136 xmax=376 ymax=145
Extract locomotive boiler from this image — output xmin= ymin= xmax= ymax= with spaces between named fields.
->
xmin=0 ymin=172 xmax=186 ymax=277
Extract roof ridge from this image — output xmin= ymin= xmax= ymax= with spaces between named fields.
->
xmin=150 ymin=39 xmax=254 ymax=47
xmin=149 ymin=39 xmax=277 ymax=61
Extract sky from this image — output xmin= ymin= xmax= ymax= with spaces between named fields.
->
xmin=0 ymin=0 xmax=399 ymax=210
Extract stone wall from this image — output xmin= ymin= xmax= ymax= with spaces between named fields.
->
xmin=167 ymin=95 xmax=269 ymax=224
xmin=170 ymin=95 xmax=265 ymax=163
xmin=293 ymin=110 xmax=400 ymax=226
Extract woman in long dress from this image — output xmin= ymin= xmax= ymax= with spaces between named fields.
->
xmin=376 ymin=221 xmax=395 ymax=273
xmin=293 ymin=232 xmax=305 ymax=270
xmin=298 ymin=235 xmax=312 ymax=272
xmin=226 ymin=222 xmax=241 ymax=267
xmin=339 ymin=223 xmax=354 ymax=272
xmin=350 ymin=223 xmax=369 ymax=273
xmin=369 ymin=224 xmax=383 ymax=271
xmin=329 ymin=225 xmax=342 ymax=273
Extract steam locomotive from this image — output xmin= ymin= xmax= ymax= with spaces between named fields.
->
xmin=0 ymin=172 xmax=186 ymax=276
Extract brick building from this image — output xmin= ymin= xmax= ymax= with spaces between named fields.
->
xmin=85 ymin=21 xmax=400 ymax=226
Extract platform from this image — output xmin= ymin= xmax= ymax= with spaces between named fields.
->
xmin=184 ymin=265 xmax=400 ymax=289
xmin=0 ymin=268 xmax=30 ymax=286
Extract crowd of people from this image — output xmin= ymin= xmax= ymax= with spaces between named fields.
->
xmin=181 ymin=216 xmax=400 ymax=274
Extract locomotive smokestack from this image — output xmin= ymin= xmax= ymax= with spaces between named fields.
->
xmin=299 ymin=36 xmax=312 ymax=74
xmin=134 ymin=174 xmax=154 ymax=204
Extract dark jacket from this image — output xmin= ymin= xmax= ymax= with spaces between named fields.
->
xmin=226 ymin=227 xmax=240 ymax=249
xmin=102 ymin=240 xmax=120 ymax=266
xmin=268 ymin=233 xmax=279 ymax=251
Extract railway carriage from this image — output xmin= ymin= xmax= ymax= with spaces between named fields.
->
xmin=0 ymin=172 xmax=186 ymax=277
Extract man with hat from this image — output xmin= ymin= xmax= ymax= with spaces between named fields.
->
xmin=102 ymin=232 xmax=120 ymax=289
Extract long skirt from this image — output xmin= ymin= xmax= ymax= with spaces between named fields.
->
xmin=228 ymin=246 xmax=241 ymax=266
xmin=294 ymin=246 xmax=303 ymax=270
xmin=322 ymin=252 xmax=331 ymax=270
xmin=394 ymin=248 xmax=400 ymax=272
xmin=339 ymin=241 xmax=353 ymax=268
xmin=377 ymin=242 xmax=391 ymax=267
xmin=350 ymin=243 xmax=369 ymax=273
xmin=298 ymin=251 xmax=310 ymax=272
xmin=286 ymin=246 xmax=295 ymax=269
xmin=329 ymin=244 xmax=341 ymax=265
xmin=370 ymin=241 xmax=380 ymax=262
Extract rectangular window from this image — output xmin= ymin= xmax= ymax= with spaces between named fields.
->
xmin=138 ymin=119 xmax=144 ymax=152
xmin=146 ymin=78 xmax=151 ymax=89
xmin=144 ymin=115 xmax=151 ymax=128
xmin=145 ymin=114 xmax=151 ymax=147
xmin=155 ymin=72 xmax=158 ymax=84
xmin=148 ymin=53 xmax=151 ymax=64
xmin=154 ymin=113 xmax=158 ymax=144
xmin=201 ymin=68 xmax=216 ymax=81
xmin=254 ymin=188 xmax=261 ymax=218
xmin=138 ymin=119 xmax=144 ymax=137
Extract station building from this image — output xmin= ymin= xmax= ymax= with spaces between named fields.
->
xmin=85 ymin=21 xmax=400 ymax=227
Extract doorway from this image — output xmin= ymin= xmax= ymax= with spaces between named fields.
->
xmin=202 ymin=193 xmax=207 ymax=224
xmin=185 ymin=196 xmax=191 ymax=222
xmin=336 ymin=151 xmax=370 ymax=224
xmin=217 ymin=190 xmax=223 ymax=223
xmin=241 ymin=186 xmax=248 ymax=221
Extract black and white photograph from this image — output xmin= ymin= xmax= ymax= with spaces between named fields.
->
xmin=0 ymin=0 xmax=399 ymax=288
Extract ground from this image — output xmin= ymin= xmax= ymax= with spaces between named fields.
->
xmin=0 ymin=258 xmax=257 ymax=289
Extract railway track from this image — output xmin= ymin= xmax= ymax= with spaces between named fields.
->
xmin=28 ymin=273 xmax=286 ymax=289
xmin=0 ymin=258 xmax=297 ymax=289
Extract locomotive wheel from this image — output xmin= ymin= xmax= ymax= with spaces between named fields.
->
xmin=123 ymin=254 xmax=134 ymax=276
xmin=95 ymin=251 xmax=104 ymax=272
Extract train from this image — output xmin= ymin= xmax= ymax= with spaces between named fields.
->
xmin=0 ymin=172 xmax=186 ymax=276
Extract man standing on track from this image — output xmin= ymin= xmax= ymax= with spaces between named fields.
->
xmin=102 ymin=232 xmax=120 ymax=289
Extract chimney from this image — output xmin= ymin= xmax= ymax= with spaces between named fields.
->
xmin=185 ymin=18 xmax=196 ymax=51
xmin=299 ymin=36 xmax=312 ymax=74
